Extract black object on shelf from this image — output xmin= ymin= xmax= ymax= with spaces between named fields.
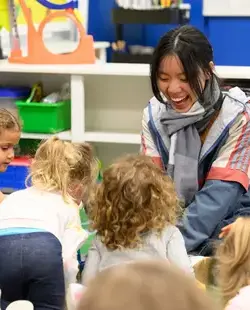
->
xmin=112 ymin=7 xmax=190 ymax=25
xmin=111 ymin=6 xmax=190 ymax=63
xmin=112 ymin=52 xmax=152 ymax=64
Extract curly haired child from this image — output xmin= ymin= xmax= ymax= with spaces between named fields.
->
xmin=0 ymin=137 xmax=96 ymax=310
xmin=82 ymin=154 xmax=193 ymax=285
xmin=216 ymin=217 xmax=250 ymax=310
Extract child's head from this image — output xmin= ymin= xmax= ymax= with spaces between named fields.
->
xmin=89 ymin=154 xmax=179 ymax=250
xmin=216 ymin=217 xmax=250 ymax=305
xmin=151 ymin=25 xmax=217 ymax=112
xmin=78 ymin=260 xmax=218 ymax=310
xmin=0 ymin=109 xmax=21 ymax=172
xmin=29 ymin=137 xmax=96 ymax=204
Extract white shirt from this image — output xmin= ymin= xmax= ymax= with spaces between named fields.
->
xmin=0 ymin=186 xmax=89 ymax=284
xmin=82 ymin=225 xmax=193 ymax=285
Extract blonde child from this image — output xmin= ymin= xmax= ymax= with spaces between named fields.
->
xmin=216 ymin=217 xmax=250 ymax=310
xmin=80 ymin=260 xmax=217 ymax=310
xmin=0 ymin=137 xmax=95 ymax=310
xmin=0 ymin=109 xmax=21 ymax=202
xmin=82 ymin=154 xmax=193 ymax=285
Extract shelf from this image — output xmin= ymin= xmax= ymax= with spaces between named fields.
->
xmin=21 ymin=131 xmax=141 ymax=144
xmin=1 ymin=60 xmax=250 ymax=79
xmin=0 ymin=60 xmax=150 ymax=76
xmin=112 ymin=7 xmax=190 ymax=25
xmin=21 ymin=130 xmax=71 ymax=141
xmin=84 ymin=132 xmax=141 ymax=144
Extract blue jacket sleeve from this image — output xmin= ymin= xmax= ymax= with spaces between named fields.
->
xmin=177 ymin=180 xmax=245 ymax=252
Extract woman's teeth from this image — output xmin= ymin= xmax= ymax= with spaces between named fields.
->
xmin=170 ymin=96 xmax=187 ymax=103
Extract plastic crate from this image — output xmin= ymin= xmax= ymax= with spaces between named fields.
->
xmin=0 ymin=157 xmax=31 ymax=193
xmin=0 ymin=86 xmax=30 ymax=117
xmin=15 ymin=100 xmax=71 ymax=133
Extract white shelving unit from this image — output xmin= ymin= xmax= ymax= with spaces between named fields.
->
xmin=0 ymin=60 xmax=249 ymax=166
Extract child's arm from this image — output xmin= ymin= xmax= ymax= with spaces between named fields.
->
xmin=166 ymin=226 xmax=194 ymax=276
xmin=62 ymin=206 xmax=89 ymax=285
xmin=82 ymin=237 xmax=101 ymax=285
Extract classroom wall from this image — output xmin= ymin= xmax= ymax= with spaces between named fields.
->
xmin=88 ymin=0 xmax=250 ymax=66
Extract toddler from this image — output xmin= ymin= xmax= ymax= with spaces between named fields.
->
xmin=0 ymin=137 xmax=95 ymax=310
xmin=0 ymin=109 xmax=21 ymax=202
xmin=83 ymin=154 xmax=193 ymax=284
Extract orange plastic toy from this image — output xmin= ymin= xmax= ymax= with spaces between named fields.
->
xmin=8 ymin=0 xmax=95 ymax=64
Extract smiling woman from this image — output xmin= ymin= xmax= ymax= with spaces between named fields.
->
xmin=141 ymin=25 xmax=250 ymax=256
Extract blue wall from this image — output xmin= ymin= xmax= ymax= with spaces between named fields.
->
xmin=88 ymin=0 xmax=250 ymax=66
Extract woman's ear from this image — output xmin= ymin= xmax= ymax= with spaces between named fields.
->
xmin=204 ymin=62 xmax=215 ymax=80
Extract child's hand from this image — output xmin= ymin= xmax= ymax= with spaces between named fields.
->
xmin=219 ymin=224 xmax=233 ymax=238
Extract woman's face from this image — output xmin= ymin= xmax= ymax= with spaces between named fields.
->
xmin=157 ymin=55 xmax=206 ymax=113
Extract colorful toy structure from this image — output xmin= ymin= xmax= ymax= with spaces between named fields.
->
xmin=0 ymin=0 xmax=95 ymax=64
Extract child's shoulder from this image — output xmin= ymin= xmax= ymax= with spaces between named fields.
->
xmin=162 ymin=224 xmax=181 ymax=238
xmin=3 ymin=188 xmax=30 ymax=202
xmin=5 ymin=187 xmax=72 ymax=211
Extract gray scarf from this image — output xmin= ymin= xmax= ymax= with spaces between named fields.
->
xmin=160 ymin=78 xmax=223 ymax=205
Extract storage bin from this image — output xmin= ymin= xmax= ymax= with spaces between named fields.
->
xmin=15 ymin=100 xmax=71 ymax=133
xmin=0 ymin=157 xmax=31 ymax=193
xmin=0 ymin=87 xmax=30 ymax=117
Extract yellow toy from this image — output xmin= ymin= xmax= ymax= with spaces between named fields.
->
xmin=0 ymin=0 xmax=10 ymax=31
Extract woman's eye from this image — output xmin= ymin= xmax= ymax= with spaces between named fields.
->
xmin=159 ymin=76 xmax=169 ymax=82
xmin=180 ymin=77 xmax=188 ymax=82
xmin=1 ymin=146 xmax=9 ymax=151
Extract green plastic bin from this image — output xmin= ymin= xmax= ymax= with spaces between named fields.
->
xmin=15 ymin=100 xmax=71 ymax=133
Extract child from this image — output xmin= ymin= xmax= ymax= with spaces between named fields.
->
xmin=0 ymin=137 xmax=95 ymax=310
xmin=82 ymin=154 xmax=193 ymax=285
xmin=80 ymin=260 xmax=218 ymax=310
xmin=0 ymin=109 xmax=21 ymax=202
xmin=216 ymin=217 xmax=250 ymax=309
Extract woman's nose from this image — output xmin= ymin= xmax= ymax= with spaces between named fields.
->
xmin=167 ymin=80 xmax=182 ymax=94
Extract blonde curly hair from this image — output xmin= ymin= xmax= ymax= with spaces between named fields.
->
xmin=89 ymin=154 xmax=180 ymax=250
xmin=216 ymin=217 xmax=250 ymax=306
xmin=27 ymin=136 xmax=96 ymax=204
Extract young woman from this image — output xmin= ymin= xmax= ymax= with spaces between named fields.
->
xmin=141 ymin=25 xmax=250 ymax=255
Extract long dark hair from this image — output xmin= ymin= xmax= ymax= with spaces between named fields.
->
xmin=151 ymin=25 xmax=218 ymax=103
